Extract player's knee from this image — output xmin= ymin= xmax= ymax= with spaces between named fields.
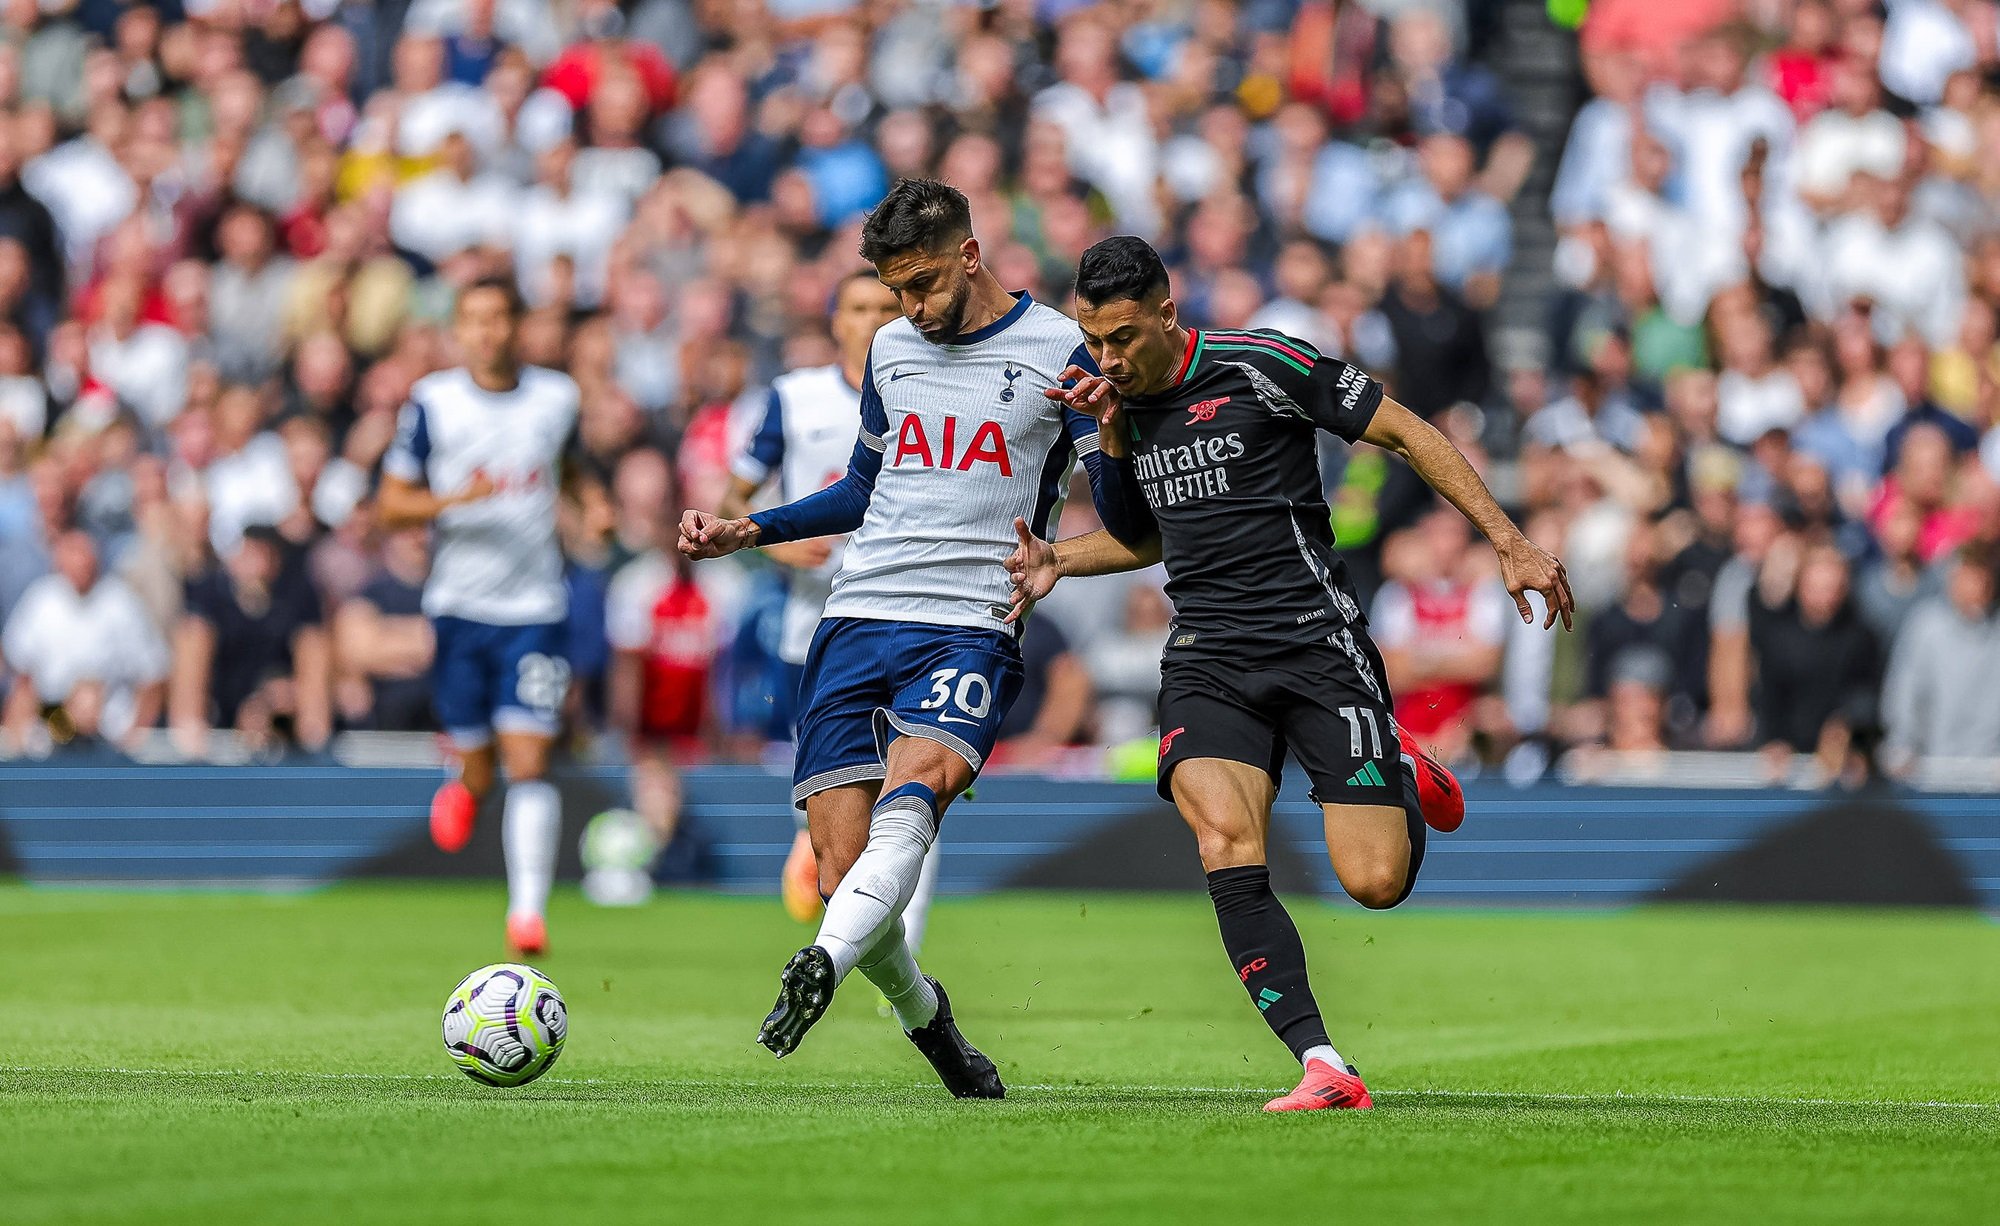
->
xmin=1190 ymin=819 xmax=1263 ymax=870
xmin=1341 ymin=861 xmax=1408 ymax=910
xmin=498 ymin=742 xmax=551 ymax=784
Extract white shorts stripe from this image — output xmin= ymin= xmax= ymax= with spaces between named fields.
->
xmin=875 ymin=710 xmax=985 ymax=773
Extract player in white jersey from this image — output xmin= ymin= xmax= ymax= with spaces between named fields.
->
xmin=716 ymin=272 xmax=925 ymax=929
xmin=680 ymin=180 xmax=1149 ymax=1097
xmin=378 ymin=277 xmax=583 ymax=958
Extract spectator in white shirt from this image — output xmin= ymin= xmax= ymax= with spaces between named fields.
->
xmin=204 ymin=383 xmax=298 ymax=557
xmin=1032 ymin=15 xmax=1159 ymax=235
xmin=393 ymin=32 xmax=504 ymax=158
xmin=1551 ymin=48 xmax=1647 ymax=228
xmin=22 ymin=100 xmax=136 ymax=272
xmin=86 ymin=273 xmax=189 ymax=433
xmin=1795 ymin=55 xmax=1906 ymax=215
xmin=513 ymin=137 xmax=628 ymax=310
xmin=1645 ymin=26 xmax=1795 ymax=236
xmin=1879 ymin=0 xmax=1986 ymax=107
xmin=2 ymin=529 xmax=167 ymax=752
xmin=1813 ymin=173 xmax=1965 ymax=345
xmin=388 ymin=131 xmax=516 ymax=266
xmin=1715 ymin=303 xmax=1806 ymax=445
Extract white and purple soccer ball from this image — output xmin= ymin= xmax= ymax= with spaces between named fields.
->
xmin=441 ymin=963 xmax=567 ymax=1087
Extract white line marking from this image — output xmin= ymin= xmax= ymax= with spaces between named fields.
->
xmin=3 ymin=1067 xmax=1994 ymax=1110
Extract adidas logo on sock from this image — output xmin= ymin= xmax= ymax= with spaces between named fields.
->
xmin=1345 ymin=761 xmax=1387 ymax=788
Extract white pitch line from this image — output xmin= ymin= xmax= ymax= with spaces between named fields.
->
xmin=3 ymin=1067 xmax=1995 ymax=1111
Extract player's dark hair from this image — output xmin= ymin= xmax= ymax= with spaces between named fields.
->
xmin=458 ymin=274 xmax=525 ymax=318
xmin=1075 ymin=236 xmax=1171 ymax=306
xmin=859 ymin=179 xmax=973 ymax=263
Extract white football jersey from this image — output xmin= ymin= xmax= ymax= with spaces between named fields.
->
xmin=383 ymin=365 xmax=579 ymax=625
xmin=731 ymin=363 xmax=862 ymax=664
xmin=765 ymin=294 xmax=1121 ymax=633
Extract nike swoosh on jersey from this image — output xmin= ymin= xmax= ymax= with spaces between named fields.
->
xmin=888 ymin=370 xmax=923 ymax=381
xmin=935 ymin=714 xmax=979 ymax=726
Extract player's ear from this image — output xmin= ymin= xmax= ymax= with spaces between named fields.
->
xmin=960 ymin=236 xmax=981 ymax=277
xmin=1159 ymin=296 xmax=1178 ymax=330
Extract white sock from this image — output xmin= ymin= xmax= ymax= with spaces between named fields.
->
xmin=901 ymin=841 xmax=942 ymax=955
xmin=814 ymin=787 xmax=938 ymax=980
xmin=502 ymin=779 xmax=560 ymax=918
xmin=854 ymin=916 xmax=940 ymax=1030
xmin=1300 ymin=1043 xmax=1345 ymax=1072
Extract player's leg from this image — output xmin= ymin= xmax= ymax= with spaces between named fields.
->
xmin=1170 ymin=758 xmax=1350 ymax=1066
xmin=799 ymin=777 xmax=941 ymax=1035
xmin=629 ymin=741 xmax=684 ymax=848
xmin=1159 ymin=661 xmax=1372 ymax=1111
xmin=491 ymin=626 xmax=572 ymax=956
xmin=805 ymin=623 xmax=1022 ymax=995
xmin=1286 ymin=634 xmax=1430 ymax=909
xmin=809 ymin=732 xmax=969 ymax=981
xmin=495 ymin=730 xmax=559 ymax=955
xmin=429 ymin=617 xmax=493 ymax=853
xmin=763 ymin=734 xmax=968 ymax=1055
xmin=757 ymin=618 xmax=893 ymax=1054
xmin=760 ymin=624 xmax=1013 ymax=1096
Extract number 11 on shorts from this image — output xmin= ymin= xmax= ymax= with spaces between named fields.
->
xmin=1338 ymin=705 xmax=1383 ymax=759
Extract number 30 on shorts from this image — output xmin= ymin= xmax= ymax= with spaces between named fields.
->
xmin=919 ymin=668 xmax=992 ymax=719
xmin=515 ymin=652 xmax=572 ymax=718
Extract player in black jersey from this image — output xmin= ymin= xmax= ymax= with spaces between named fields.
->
xmin=1008 ymin=236 xmax=1572 ymax=1112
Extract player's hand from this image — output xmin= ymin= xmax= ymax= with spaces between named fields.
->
xmin=446 ymin=471 xmax=497 ymax=508
xmin=762 ymin=536 xmax=834 ymax=569
xmin=1495 ymin=531 xmax=1574 ymax=631
xmin=678 ymin=509 xmax=758 ymax=559
xmin=1044 ymin=366 xmax=1128 ymax=455
xmin=1004 ymin=516 xmax=1060 ymax=624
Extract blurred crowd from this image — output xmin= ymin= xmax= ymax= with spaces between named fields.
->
xmin=0 ymin=0 xmax=1996 ymax=786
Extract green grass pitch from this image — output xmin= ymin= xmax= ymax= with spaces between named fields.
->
xmin=4 ymin=882 xmax=1997 ymax=1224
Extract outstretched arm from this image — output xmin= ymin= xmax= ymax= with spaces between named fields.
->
xmin=1360 ymin=398 xmax=1574 ymax=630
xmin=683 ymin=353 xmax=889 ymax=560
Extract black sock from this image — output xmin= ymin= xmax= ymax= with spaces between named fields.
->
xmin=1206 ymin=864 xmax=1330 ymax=1061
xmin=1397 ymin=763 xmax=1428 ymax=907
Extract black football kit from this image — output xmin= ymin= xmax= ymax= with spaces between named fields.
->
xmin=1116 ymin=328 xmax=1421 ymax=821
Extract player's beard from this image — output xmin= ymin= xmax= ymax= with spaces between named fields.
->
xmin=916 ymin=279 xmax=973 ymax=345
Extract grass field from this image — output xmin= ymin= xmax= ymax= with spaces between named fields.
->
xmin=4 ymin=883 xmax=1997 ymax=1224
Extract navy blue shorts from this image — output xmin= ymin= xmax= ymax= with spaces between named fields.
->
xmin=791 ymin=617 xmax=1025 ymax=809
xmin=431 ymin=616 xmax=571 ymax=748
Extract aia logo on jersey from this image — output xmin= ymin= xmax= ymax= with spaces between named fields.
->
xmin=467 ymin=466 xmax=547 ymax=494
xmin=999 ymin=365 xmax=1022 ymax=403
xmin=1186 ymin=397 xmax=1230 ymax=424
xmin=892 ymin=413 xmax=1013 ymax=475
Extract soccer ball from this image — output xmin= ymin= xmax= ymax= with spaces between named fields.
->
xmin=441 ymin=963 xmax=567 ymax=1087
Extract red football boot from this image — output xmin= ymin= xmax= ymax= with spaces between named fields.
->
xmin=507 ymin=913 xmax=548 ymax=958
xmin=1265 ymin=1059 xmax=1373 ymax=1112
xmin=430 ymin=779 xmax=477 ymax=853
xmin=780 ymin=830 xmax=823 ymax=924
xmin=1396 ymin=726 xmax=1465 ymax=833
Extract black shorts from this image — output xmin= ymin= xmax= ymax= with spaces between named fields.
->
xmin=1155 ymin=627 xmax=1408 ymax=807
